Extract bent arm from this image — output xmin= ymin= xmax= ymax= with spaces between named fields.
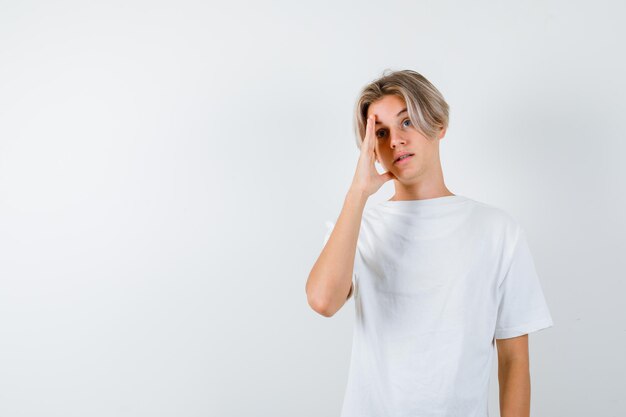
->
xmin=305 ymin=188 xmax=366 ymax=317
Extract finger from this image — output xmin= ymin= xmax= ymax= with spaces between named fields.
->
xmin=369 ymin=114 xmax=376 ymax=152
xmin=366 ymin=115 xmax=375 ymax=152
xmin=362 ymin=116 xmax=372 ymax=151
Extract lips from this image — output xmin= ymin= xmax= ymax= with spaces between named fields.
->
xmin=394 ymin=153 xmax=414 ymax=164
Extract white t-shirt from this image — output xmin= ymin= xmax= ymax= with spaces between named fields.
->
xmin=322 ymin=194 xmax=554 ymax=417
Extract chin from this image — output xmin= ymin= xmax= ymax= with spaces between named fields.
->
xmin=395 ymin=166 xmax=420 ymax=179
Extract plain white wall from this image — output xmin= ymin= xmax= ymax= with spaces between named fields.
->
xmin=1 ymin=0 xmax=624 ymax=416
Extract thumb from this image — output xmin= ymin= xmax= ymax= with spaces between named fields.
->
xmin=380 ymin=171 xmax=396 ymax=182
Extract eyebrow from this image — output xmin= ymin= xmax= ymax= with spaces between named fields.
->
xmin=374 ymin=108 xmax=407 ymax=125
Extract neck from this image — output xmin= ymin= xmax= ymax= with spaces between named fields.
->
xmin=390 ymin=161 xmax=452 ymax=201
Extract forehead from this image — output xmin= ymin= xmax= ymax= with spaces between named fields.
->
xmin=367 ymin=95 xmax=406 ymax=120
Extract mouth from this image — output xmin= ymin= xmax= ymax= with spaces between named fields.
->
xmin=394 ymin=153 xmax=414 ymax=165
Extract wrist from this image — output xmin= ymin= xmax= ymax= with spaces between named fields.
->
xmin=346 ymin=186 xmax=369 ymax=204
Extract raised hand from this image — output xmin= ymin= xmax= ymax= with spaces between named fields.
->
xmin=350 ymin=114 xmax=396 ymax=197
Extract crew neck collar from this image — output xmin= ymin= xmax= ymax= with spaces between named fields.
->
xmin=378 ymin=194 xmax=469 ymax=208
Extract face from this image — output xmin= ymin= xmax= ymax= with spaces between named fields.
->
xmin=367 ymin=94 xmax=446 ymax=182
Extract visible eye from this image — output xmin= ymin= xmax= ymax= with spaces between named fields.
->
xmin=376 ymin=129 xmax=387 ymax=139
xmin=402 ymin=118 xmax=411 ymax=128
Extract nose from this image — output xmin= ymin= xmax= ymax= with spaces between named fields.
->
xmin=389 ymin=129 xmax=406 ymax=148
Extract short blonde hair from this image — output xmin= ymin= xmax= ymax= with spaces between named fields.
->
xmin=353 ymin=69 xmax=450 ymax=149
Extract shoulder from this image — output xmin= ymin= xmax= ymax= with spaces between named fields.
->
xmin=463 ymin=198 xmax=523 ymax=252
xmin=466 ymin=197 xmax=520 ymax=232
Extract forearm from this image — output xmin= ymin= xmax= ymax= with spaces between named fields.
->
xmin=306 ymin=188 xmax=367 ymax=316
xmin=498 ymin=359 xmax=531 ymax=417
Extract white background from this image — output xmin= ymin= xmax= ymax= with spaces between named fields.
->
xmin=1 ymin=0 xmax=624 ymax=416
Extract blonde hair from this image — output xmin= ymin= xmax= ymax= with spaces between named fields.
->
xmin=353 ymin=69 xmax=450 ymax=149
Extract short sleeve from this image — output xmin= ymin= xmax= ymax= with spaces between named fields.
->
xmin=495 ymin=226 xmax=554 ymax=339
xmin=321 ymin=220 xmax=356 ymax=301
